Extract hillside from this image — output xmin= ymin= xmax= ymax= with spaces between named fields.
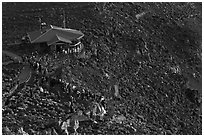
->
xmin=2 ymin=2 xmax=202 ymax=135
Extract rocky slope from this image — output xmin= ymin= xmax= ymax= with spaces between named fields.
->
xmin=2 ymin=2 xmax=202 ymax=135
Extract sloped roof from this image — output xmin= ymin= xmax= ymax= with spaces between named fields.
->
xmin=27 ymin=25 xmax=84 ymax=45
xmin=27 ymin=30 xmax=42 ymax=42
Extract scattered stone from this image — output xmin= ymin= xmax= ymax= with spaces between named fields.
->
xmin=112 ymin=115 xmax=126 ymax=124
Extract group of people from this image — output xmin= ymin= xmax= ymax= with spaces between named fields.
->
xmin=23 ymin=52 xmax=51 ymax=75
xmin=20 ymin=50 xmax=108 ymax=134
xmin=61 ymin=42 xmax=84 ymax=55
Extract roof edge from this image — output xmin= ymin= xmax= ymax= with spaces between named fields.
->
xmin=50 ymin=24 xmax=84 ymax=36
xmin=31 ymin=28 xmax=52 ymax=43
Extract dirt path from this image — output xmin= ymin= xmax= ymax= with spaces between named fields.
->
xmin=2 ymin=50 xmax=32 ymax=83
xmin=2 ymin=50 xmax=23 ymax=63
xmin=18 ymin=64 xmax=32 ymax=84
xmin=2 ymin=50 xmax=32 ymax=106
xmin=3 ymin=64 xmax=32 ymax=106
xmin=2 ymin=61 xmax=14 ymax=65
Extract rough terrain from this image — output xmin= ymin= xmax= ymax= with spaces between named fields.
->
xmin=2 ymin=2 xmax=202 ymax=135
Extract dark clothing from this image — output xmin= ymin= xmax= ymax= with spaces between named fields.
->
xmin=38 ymin=64 xmax=42 ymax=73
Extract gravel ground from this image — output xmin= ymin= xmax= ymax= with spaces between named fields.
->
xmin=2 ymin=2 xmax=202 ymax=135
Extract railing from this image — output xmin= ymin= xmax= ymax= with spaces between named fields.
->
xmin=62 ymin=42 xmax=84 ymax=54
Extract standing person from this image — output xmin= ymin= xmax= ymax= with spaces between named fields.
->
xmin=100 ymin=96 xmax=106 ymax=108
xmin=36 ymin=62 xmax=39 ymax=74
xmin=45 ymin=67 xmax=48 ymax=76
xmin=38 ymin=63 xmax=42 ymax=74
xmin=33 ymin=61 xmax=37 ymax=71
xmin=91 ymin=102 xmax=100 ymax=121
xmin=99 ymin=96 xmax=107 ymax=120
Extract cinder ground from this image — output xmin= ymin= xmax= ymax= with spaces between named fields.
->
xmin=2 ymin=2 xmax=202 ymax=135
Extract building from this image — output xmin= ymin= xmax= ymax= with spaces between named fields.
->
xmin=27 ymin=24 xmax=84 ymax=54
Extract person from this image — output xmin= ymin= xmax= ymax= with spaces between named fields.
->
xmin=100 ymin=96 xmax=106 ymax=108
xmin=22 ymin=56 xmax=27 ymax=63
xmin=38 ymin=63 xmax=42 ymax=74
xmin=91 ymin=102 xmax=100 ymax=120
xmin=69 ymin=100 xmax=75 ymax=113
xmin=65 ymin=50 xmax=67 ymax=54
xmin=36 ymin=62 xmax=39 ymax=74
xmin=39 ymin=86 xmax=44 ymax=93
xmin=33 ymin=61 xmax=37 ymax=71
xmin=44 ymin=67 xmax=48 ymax=76
xmin=74 ymin=48 xmax=76 ymax=53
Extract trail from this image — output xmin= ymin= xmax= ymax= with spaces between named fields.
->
xmin=2 ymin=50 xmax=23 ymax=63
xmin=18 ymin=64 xmax=32 ymax=84
xmin=2 ymin=61 xmax=14 ymax=65
xmin=4 ymin=84 xmax=19 ymax=106
xmin=3 ymin=65 xmax=32 ymax=106
xmin=3 ymin=50 xmax=32 ymax=83
xmin=2 ymin=50 xmax=32 ymax=106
